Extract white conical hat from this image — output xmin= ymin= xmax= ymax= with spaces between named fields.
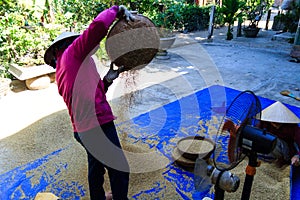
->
xmin=260 ymin=101 xmax=300 ymax=123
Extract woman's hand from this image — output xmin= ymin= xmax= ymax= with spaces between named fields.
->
xmin=104 ymin=62 xmax=125 ymax=83
xmin=291 ymin=155 xmax=300 ymax=166
xmin=117 ymin=5 xmax=135 ymax=22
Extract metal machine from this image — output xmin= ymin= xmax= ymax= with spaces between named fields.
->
xmin=194 ymin=90 xmax=277 ymax=200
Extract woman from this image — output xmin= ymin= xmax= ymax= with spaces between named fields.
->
xmin=258 ymin=101 xmax=300 ymax=167
xmin=44 ymin=5 xmax=134 ymax=200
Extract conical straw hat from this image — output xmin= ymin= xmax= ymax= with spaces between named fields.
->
xmin=44 ymin=32 xmax=80 ymax=67
xmin=260 ymin=101 xmax=300 ymax=123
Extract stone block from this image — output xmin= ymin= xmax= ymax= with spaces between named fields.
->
xmin=290 ymin=45 xmax=300 ymax=58
xmin=25 ymin=75 xmax=51 ymax=90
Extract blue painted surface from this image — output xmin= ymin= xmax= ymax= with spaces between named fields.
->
xmin=1 ymin=85 xmax=299 ymax=199
xmin=0 ymin=147 xmax=86 ymax=199
xmin=291 ymin=165 xmax=300 ymax=200
xmin=121 ymin=85 xmax=300 ymax=199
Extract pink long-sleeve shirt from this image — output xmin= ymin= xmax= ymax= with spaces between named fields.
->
xmin=56 ymin=6 xmax=119 ymax=132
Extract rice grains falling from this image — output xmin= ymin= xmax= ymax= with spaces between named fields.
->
xmin=105 ymin=13 xmax=159 ymax=123
xmin=121 ymin=70 xmax=139 ymax=108
xmin=113 ymin=69 xmax=140 ymax=123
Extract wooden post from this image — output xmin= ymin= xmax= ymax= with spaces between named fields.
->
xmin=294 ymin=17 xmax=300 ymax=45
xmin=265 ymin=9 xmax=272 ymax=30
xmin=290 ymin=18 xmax=300 ymax=61
xmin=207 ymin=6 xmax=216 ymax=39
xmin=237 ymin=18 xmax=242 ymax=37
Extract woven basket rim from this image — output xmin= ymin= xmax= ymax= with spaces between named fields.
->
xmin=105 ymin=14 xmax=159 ymax=71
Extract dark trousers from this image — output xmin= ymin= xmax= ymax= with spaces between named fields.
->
xmin=74 ymin=121 xmax=129 ymax=200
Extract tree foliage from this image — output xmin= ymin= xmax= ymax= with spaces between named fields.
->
xmin=0 ymin=0 xmax=211 ymax=78
xmin=0 ymin=1 xmax=60 ymax=78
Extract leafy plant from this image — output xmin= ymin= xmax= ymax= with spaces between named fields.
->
xmin=0 ymin=3 xmax=60 ymax=77
xmin=146 ymin=1 xmax=210 ymax=34
xmin=273 ymin=1 xmax=299 ymax=33
xmin=219 ymin=0 xmax=245 ymax=40
xmin=51 ymin=0 xmax=108 ymax=32
xmin=181 ymin=4 xmax=211 ymax=32
xmin=148 ymin=0 xmax=184 ymax=31
xmin=244 ymin=0 xmax=268 ymax=28
xmin=0 ymin=0 xmax=15 ymax=16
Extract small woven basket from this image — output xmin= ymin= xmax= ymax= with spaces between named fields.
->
xmin=105 ymin=13 xmax=159 ymax=71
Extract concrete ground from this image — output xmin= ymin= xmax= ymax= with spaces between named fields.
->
xmin=0 ymin=15 xmax=300 ymax=199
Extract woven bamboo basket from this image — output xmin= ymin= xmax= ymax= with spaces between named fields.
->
xmin=105 ymin=13 xmax=159 ymax=71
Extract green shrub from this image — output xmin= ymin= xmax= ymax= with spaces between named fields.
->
xmin=0 ymin=0 xmax=213 ymax=78
xmin=214 ymin=6 xmax=226 ymax=26
xmin=0 ymin=3 xmax=61 ymax=78
xmin=0 ymin=10 xmax=60 ymax=66
xmin=52 ymin=0 xmax=108 ymax=32
xmin=181 ymin=4 xmax=211 ymax=32
xmin=219 ymin=0 xmax=245 ymax=40
xmin=273 ymin=1 xmax=299 ymax=33
xmin=145 ymin=1 xmax=210 ymax=32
